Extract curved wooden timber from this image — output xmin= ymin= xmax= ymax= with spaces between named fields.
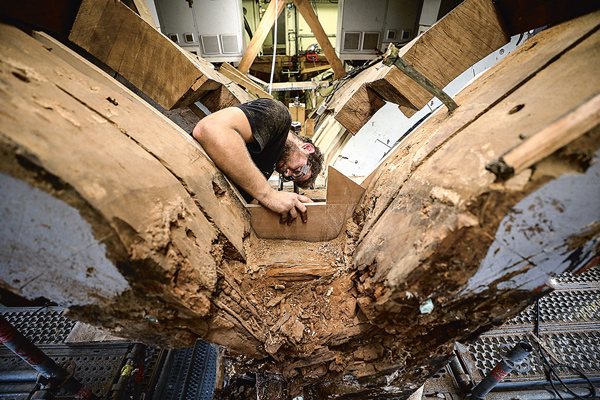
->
xmin=1 ymin=7 xmax=599 ymax=400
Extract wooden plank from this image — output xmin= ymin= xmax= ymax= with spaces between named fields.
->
xmin=220 ymin=62 xmax=272 ymax=99
xmin=356 ymin=10 xmax=600 ymax=243
xmin=335 ymin=85 xmax=386 ymax=135
xmin=265 ymin=264 xmax=335 ymax=281
xmin=269 ymin=81 xmax=329 ymax=90
xmin=327 ymin=0 xmax=509 ymax=134
xmin=249 ymin=167 xmax=362 ymax=241
xmin=68 ymin=0 xmax=221 ymax=109
xmin=488 ymin=92 xmax=600 ymax=180
xmin=131 ymin=0 xmax=157 ymax=29
xmin=327 ymin=166 xmax=365 ymax=205
xmin=238 ymin=0 xmax=286 ymax=75
xmin=0 ymin=23 xmax=255 ymax=349
xmin=301 ymin=64 xmax=331 ymax=74
xmin=354 ymin=18 xmax=600 ymax=286
xmin=293 ymin=0 xmax=346 ymax=80
xmin=304 ymin=118 xmax=315 ymax=138
xmin=23 ymin=26 xmax=250 ymax=260
xmin=249 ymin=203 xmax=351 ymax=241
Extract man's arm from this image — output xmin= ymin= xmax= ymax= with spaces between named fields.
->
xmin=192 ymin=107 xmax=311 ymax=223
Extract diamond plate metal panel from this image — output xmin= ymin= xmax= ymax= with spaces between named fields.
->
xmin=0 ymin=342 xmax=131 ymax=399
xmin=0 ymin=307 xmax=76 ymax=344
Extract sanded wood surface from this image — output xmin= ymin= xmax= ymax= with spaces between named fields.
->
xmin=69 ymin=0 xmax=221 ymax=109
xmin=293 ymin=0 xmax=345 ymax=80
xmin=249 ymin=203 xmax=351 ymax=241
xmin=249 ymin=167 xmax=363 ymax=241
xmin=327 ymin=167 xmax=365 ymax=205
xmin=238 ymin=0 xmax=286 ymax=75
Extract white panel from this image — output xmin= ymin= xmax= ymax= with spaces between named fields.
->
xmin=155 ymin=0 xmax=196 ymax=39
xmin=220 ymin=34 xmax=239 ymax=53
xmin=192 ymin=0 xmax=244 ymax=58
xmin=201 ymin=35 xmax=221 ymax=54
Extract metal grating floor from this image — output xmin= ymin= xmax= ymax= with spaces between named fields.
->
xmin=454 ymin=265 xmax=600 ymax=392
xmin=0 ymin=306 xmax=217 ymax=400
xmin=0 ymin=342 xmax=131 ymax=399
xmin=0 ymin=306 xmax=76 ymax=344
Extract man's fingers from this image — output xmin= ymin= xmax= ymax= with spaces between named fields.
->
xmin=297 ymin=194 xmax=313 ymax=203
xmin=280 ymin=214 xmax=287 ymax=225
xmin=287 ymin=207 xmax=298 ymax=225
xmin=300 ymin=208 xmax=308 ymax=223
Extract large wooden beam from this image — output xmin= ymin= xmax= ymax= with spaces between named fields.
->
xmin=316 ymin=0 xmax=509 ymax=138
xmin=2 ymin=9 xmax=600 ymax=400
xmin=238 ymin=0 xmax=286 ymax=75
xmin=293 ymin=0 xmax=346 ymax=80
xmin=0 ymin=24 xmax=260 ymax=353
xmin=68 ymin=0 xmax=223 ymax=109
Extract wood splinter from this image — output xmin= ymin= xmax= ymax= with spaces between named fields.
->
xmin=487 ymin=92 xmax=600 ymax=181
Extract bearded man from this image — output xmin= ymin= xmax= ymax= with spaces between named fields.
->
xmin=193 ymin=98 xmax=324 ymax=224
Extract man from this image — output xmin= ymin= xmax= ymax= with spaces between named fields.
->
xmin=193 ymin=98 xmax=324 ymax=224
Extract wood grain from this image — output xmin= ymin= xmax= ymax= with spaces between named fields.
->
xmin=238 ymin=0 xmax=286 ymax=75
xmin=293 ymin=0 xmax=346 ymax=79
xmin=69 ymin=0 xmax=220 ymax=109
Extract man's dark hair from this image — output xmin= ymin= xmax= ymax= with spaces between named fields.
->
xmin=295 ymin=134 xmax=324 ymax=189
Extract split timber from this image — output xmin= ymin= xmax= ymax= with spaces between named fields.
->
xmin=0 ymin=3 xmax=599 ymax=400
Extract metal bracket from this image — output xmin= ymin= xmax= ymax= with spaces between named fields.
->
xmin=383 ymin=45 xmax=459 ymax=112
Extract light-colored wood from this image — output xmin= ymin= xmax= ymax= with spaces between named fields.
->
xmin=501 ymin=92 xmax=600 ymax=176
xmin=249 ymin=166 xmax=363 ymax=241
xmin=69 ymin=0 xmax=221 ymax=109
xmin=301 ymin=64 xmax=331 ymax=74
xmin=358 ymin=10 xmax=600 ymax=238
xmin=132 ymin=0 xmax=157 ymax=29
xmin=327 ymin=166 xmax=365 ymax=205
xmin=304 ymin=118 xmax=315 ymax=138
xmin=0 ymin=24 xmax=258 ymax=350
xmin=220 ymin=62 xmax=272 ymax=99
xmin=289 ymin=102 xmax=306 ymax=122
xmin=322 ymin=0 xmax=509 ymax=136
xmin=354 ymin=14 xmax=600 ymax=286
xmin=293 ymin=0 xmax=346 ymax=80
xmin=269 ymin=81 xmax=329 ymax=90
xmin=335 ymin=85 xmax=386 ymax=135
xmin=249 ymin=203 xmax=351 ymax=241
xmin=238 ymin=0 xmax=286 ymax=75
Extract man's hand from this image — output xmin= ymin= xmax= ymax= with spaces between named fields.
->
xmin=259 ymin=190 xmax=313 ymax=225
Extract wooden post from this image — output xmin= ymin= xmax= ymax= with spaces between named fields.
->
xmin=293 ymin=0 xmax=346 ymax=80
xmin=238 ymin=0 xmax=286 ymax=75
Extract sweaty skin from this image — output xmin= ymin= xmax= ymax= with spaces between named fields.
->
xmin=193 ymin=107 xmax=312 ymax=224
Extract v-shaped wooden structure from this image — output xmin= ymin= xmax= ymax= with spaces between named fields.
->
xmin=238 ymin=0 xmax=346 ymax=80
xmin=248 ymin=166 xmax=364 ymax=241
